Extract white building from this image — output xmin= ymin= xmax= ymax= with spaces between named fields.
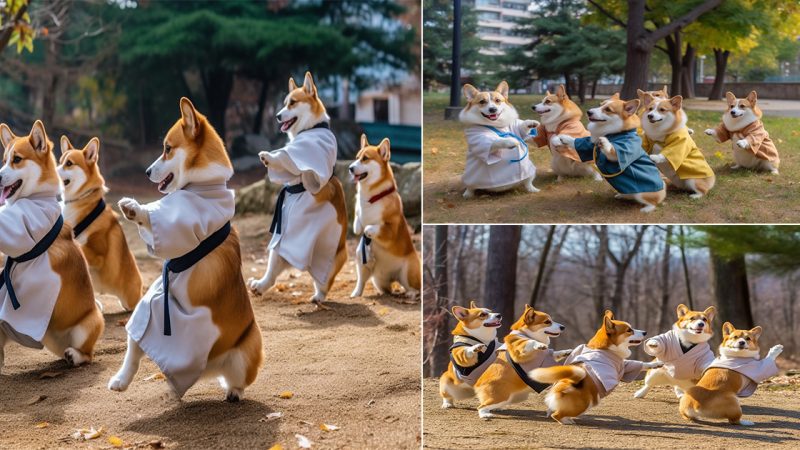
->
xmin=465 ymin=0 xmax=535 ymax=55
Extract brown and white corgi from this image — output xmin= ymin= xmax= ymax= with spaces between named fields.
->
xmin=248 ymin=72 xmax=348 ymax=306
xmin=679 ymin=322 xmax=783 ymax=425
xmin=473 ymin=305 xmax=571 ymax=419
xmin=348 ymin=135 xmax=420 ymax=298
xmin=634 ymin=304 xmax=716 ymax=399
xmin=57 ymin=137 xmax=143 ymax=311
xmin=640 ymin=94 xmax=715 ymax=198
xmin=0 ymin=121 xmax=103 ymax=370
xmin=439 ymin=301 xmax=502 ymax=409
xmin=705 ymin=91 xmax=780 ymax=174
xmin=531 ymin=85 xmax=599 ymax=181
xmin=108 ymin=98 xmax=263 ymax=401
xmin=530 ymin=310 xmax=661 ymax=424
xmin=637 ymin=86 xmax=694 ymax=134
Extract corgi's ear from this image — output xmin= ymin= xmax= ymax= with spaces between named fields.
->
xmin=179 ymin=97 xmax=200 ymax=138
xmin=676 ymin=304 xmax=689 ymax=318
xmin=84 ymin=137 xmax=100 ymax=164
xmin=636 ymin=89 xmax=646 ymax=102
xmin=623 ymin=99 xmax=640 ymax=116
xmin=377 ymin=138 xmax=391 ymax=161
xmin=703 ymin=306 xmax=716 ymax=323
xmin=302 ymin=71 xmax=317 ymax=97
xmin=463 ymin=84 xmax=479 ymax=101
xmin=469 ymin=300 xmax=478 ymax=309
xmin=60 ymin=136 xmax=73 ymax=155
xmin=495 ymin=80 xmax=509 ymax=99
xmin=288 ymin=77 xmax=298 ymax=91
xmin=748 ymin=326 xmax=763 ymax=339
xmin=746 ymin=90 xmax=757 ymax=105
xmin=452 ymin=306 xmax=470 ymax=320
xmin=545 ymin=90 xmax=552 ymax=97
xmin=360 ymin=134 xmax=368 ymax=149
xmin=722 ymin=322 xmax=735 ymax=337
xmin=556 ymin=84 xmax=567 ymax=100
xmin=29 ymin=120 xmax=49 ymax=153
xmin=610 ymin=92 xmax=621 ymax=101
xmin=0 ymin=124 xmax=15 ymax=149
xmin=642 ymin=93 xmax=655 ymax=108
xmin=524 ymin=306 xmax=538 ymax=324
xmin=725 ymin=92 xmax=736 ymax=105
xmin=662 ymin=85 xmax=669 ymax=96
xmin=603 ymin=314 xmax=615 ymax=332
xmin=604 ymin=310 xmax=614 ymax=320
xmin=670 ymin=95 xmax=683 ymax=111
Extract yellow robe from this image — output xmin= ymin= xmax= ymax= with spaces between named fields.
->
xmin=641 ymin=128 xmax=714 ymax=179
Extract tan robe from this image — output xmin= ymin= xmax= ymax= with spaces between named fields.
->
xmin=714 ymin=120 xmax=780 ymax=163
xmin=532 ymin=119 xmax=590 ymax=163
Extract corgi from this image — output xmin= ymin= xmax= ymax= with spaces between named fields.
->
xmin=531 ymin=85 xmax=600 ymax=181
xmin=554 ymin=94 xmax=666 ymax=212
xmin=108 ymin=98 xmax=263 ymax=401
xmin=679 ymin=322 xmax=783 ymax=425
xmin=459 ymin=81 xmax=540 ymax=199
xmin=530 ymin=310 xmax=661 ymax=424
xmin=247 ymin=72 xmax=347 ymax=306
xmin=640 ymin=94 xmax=715 ymax=199
xmin=473 ymin=305 xmax=571 ymax=419
xmin=704 ymin=91 xmax=780 ymax=174
xmin=637 ymin=86 xmax=693 ymax=135
xmin=57 ymin=137 xmax=143 ymax=311
xmin=634 ymin=304 xmax=716 ymax=399
xmin=0 ymin=121 xmax=103 ymax=371
xmin=348 ymin=134 xmax=420 ymax=298
xmin=439 ymin=301 xmax=502 ymax=409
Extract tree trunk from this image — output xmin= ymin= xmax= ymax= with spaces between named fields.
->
xmin=577 ymin=74 xmax=586 ymax=105
xmin=679 ymin=226 xmax=695 ymax=310
xmin=665 ymin=31 xmax=682 ymax=97
xmin=680 ymin=43 xmax=696 ymax=99
xmin=252 ymin=80 xmax=269 ymax=134
xmin=529 ymin=225 xmax=556 ymax=308
xmin=658 ymin=226 xmax=673 ymax=331
xmin=430 ymin=225 xmax=451 ymax=377
xmin=201 ymin=68 xmax=234 ymax=144
xmin=708 ymin=48 xmax=729 ymax=100
xmin=484 ymin=225 xmax=522 ymax=337
xmin=593 ymin=226 xmax=609 ymax=323
xmin=591 ymin=79 xmax=598 ymax=99
xmin=538 ymin=226 xmax=570 ymax=304
xmin=562 ymin=72 xmax=572 ymax=98
xmin=710 ymin=249 xmax=754 ymax=329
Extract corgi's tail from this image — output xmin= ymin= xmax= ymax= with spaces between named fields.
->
xmin=530 ymin=365 xmax=586 ymax=384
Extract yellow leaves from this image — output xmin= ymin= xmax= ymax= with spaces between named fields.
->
xmin=268 ymin=445 xmax=283 ymax=450
xmin=714 ymin=151 xmax=724 ymax=160
xmin=277 ymin=391 xmax=294 ymax=399
xmin=35 ymin=422 xmax=49 ymax=429
xmin=320 ymin=423 xmax=340 ymax=432
xmin=108 ymin=436 xmax=124 ymax=448
xmin=71 ymin=426 xmax=103 ymax=441
xmin=377 ymin=307 xmax=389 ymax=316
xmin=143 ymin=372 xmax=166 ymax=381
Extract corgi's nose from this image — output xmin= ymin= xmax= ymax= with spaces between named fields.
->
xmin=146 ymin=168 xmax=152 ymax=177
xmin=697 ymin=322 xmax=705 ymax=328
xmin=276 ymin=113 xmax=283 ymax=122
xmin=559 ymin=325 xmax=565 ymax=331
xmin=488 ymin=107 xmax=497 ymax=113
xmin=647 ymin=113 xmax=654 ymax=119
xmin=587 ymin=110 xmax=594 ymax=117
xmin=496 ymin=314 xmax=502 ymax=320
xmin=730 ymin=111 xmax=736 ymax=116
xmin=348 ymin=166 xmax=355 ymax=173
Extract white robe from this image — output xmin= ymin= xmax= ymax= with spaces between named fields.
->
xmin=267 ymin=127 xmax=342 ymax=285
xmin=0 ymin=195 xmax=62 ymax=348
xmin=564 ymin=344 xmax=644 ymax=398
xmin=705 ymin=356 xmax=779 ymax=397
xmin=462 ymin=121 xmax=537 ymax=190
xmin=645 ymin=330 xmax=714 ymax=380
xmin=126 ymin=183 xmax=233 ymax=397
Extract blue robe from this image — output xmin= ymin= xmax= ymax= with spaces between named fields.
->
xmin=574 ymin=130 xmax=664 ymax=194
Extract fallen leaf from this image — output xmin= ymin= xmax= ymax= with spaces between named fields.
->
xmin=299 ymin=420 xmax=314 ymax=426
xmin=108 ymin=436 xmax=124 ymax=448
xmin=259 ymin=412 xmax=283 ymax=422
xmin=295 ymin=434 xmax=313 ymax=448
xmin=268 ymin=445 xmax=283 ymax=450
xmin=431 ymin=147 xmax=439 ymax=154
xmin=38 ymin=371 xmax=62 ymax=380
xmin=278 ymin=391 xmax=294 ymax=399
xmin=143 ymin=372 xmax=166 ymax=381
xmin=28 ymin=394 xmax=47 ymax=405
xmin=35 ymin=422 xmax=49 ymax=429
xmin=320 ymin=423 xmax=340 ymax=432
xmin=71 ymin=426 xmax=103 ymax=441
xmin=116 ymin=318 xmax=128 ymax=326
xmin=377 ymin=307 xmax=389 ymax=316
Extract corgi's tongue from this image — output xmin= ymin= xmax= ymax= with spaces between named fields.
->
xmin=0 ymin=180 xmax=21 ymax=206
xmin=280 ymin=117 xmax=297 ymax=133
xmin=482 ymin=112 xmax=499 ymax=121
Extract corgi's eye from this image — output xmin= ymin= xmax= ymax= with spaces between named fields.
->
xmin=544 ymin=320 xmax=552 ymax=325
xmin=627 ymin=328 xmax=633 ymax=333
xmin=745 ymin=337 xmax=751 ymax=340
xmin=66 ymin=160 xmax=73 ymax=167
xmin=479 ymin=312 xmax=487 ymax=318
xmin=12 ymin=156 xmax=21 ymax=164
xmin=289 ymin=99 xmax=297 ymax=106
xmin=544 ymin=100 xmax=550 ymax=104
xmin=479 ymin=100 xmax=487 ymax=105
xmin=164 ymin=144 xmax=172 ymax=155
xmin=361 ymin=156 xmax=369 ymax=162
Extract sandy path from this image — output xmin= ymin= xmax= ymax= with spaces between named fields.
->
xmin=0 ymin=213 xmax=421 ymax=449
xmin=422 ymin=378 xmax=800 ymax=449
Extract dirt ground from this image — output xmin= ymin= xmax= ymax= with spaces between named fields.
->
xmin=0 ymin=210 xmax=421 ymax=449
xmin=422 ymin=378 xmax=800 ymax=449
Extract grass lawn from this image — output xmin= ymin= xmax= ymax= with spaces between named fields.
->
xmin=423 ymin=92 xmax=800 ymax=224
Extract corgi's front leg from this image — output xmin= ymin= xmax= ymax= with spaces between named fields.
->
xmin=553 ymin=349 xmax=572 ymax=359
xmin=353 ymin=214 xmax=364 ymax=236
xmin=118 ymin=197 xmax=151 ymax=232
xmin=524 ymin=340 xmax=549 ymax=353
xmin=363 ymin=224 xmax=382 ymax=240
xmin=642 ymin=361 xmax=664 ymax=370
xmin=553 ymin=135 xmax=575 ymax=150
xmin=466 ymin=343 xmax=487 ymax=358
xmin=247 ymin=250 xmax=289 ymax=295
xmin=350 ymin=240 xmax=373 ymax=298
xmin=108 ymin=334 xmax=145 ymax=392
xmin=736 ymin=139 xmax=750 ymax=150
xmin=596 ymin=137 xmax=618 ymax=161
xmin=766 ymin=344 xmax=784 ymax=361
xmin=704 ymin=128 xmax=721 ymax=143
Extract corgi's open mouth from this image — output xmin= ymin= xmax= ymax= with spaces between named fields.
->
xmin=544 ymin=331 xmax=561 ymax=336
xmin=0 ymin=179 xmax=22 ymax=205
xmin=280 ymin=117 xmax=298 ymax=132
xmin=158 ymin=173 xmax=174 ymax=192
xmin=536 ymin=108 xmax=551 ymax=114
xmin=481 ymin=112 xmax=499 ymax=121
xmin=687 ymin=327 xmax=705 ymax=334
xmin=648 ymin=118 xmax=663 ymax=123
xmin=352 ymin=171 xmax=368 ymax=182
xmin=588 ymin=117 xmax=607 ymax=122
xmin=484 ymin=319 xmax=501 ymax=328
xmin=629 ymin=339 xmax=643 ymax=345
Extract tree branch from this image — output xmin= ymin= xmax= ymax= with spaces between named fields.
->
xmin=587 ymin=0 xmax=627 ymax=28
xmin=649 ymin=0 xmax=723 ymax=43
xmin=0 ymin=3 xmax=29 ymax=50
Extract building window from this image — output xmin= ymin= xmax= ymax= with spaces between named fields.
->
xmin=373 ymin=99 xmax=389 ymax=123
xmin=476 ymin=0 xmax=501 ymax=6
xmin=478 ymin=11 xmax=501 ymax=20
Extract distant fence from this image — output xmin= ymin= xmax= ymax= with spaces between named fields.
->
xmin=595 ymin=83 xmax=800 ymax=100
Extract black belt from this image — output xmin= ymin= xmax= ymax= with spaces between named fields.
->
xmin=449 ymin=336 xmax=496 ymax=377
xmin=0 ymin=215 xmax=64 ymax=310
xmin=508 ymin=354 xmax=551 ymax=393
xmin=161 ymin=221 xmax=231 ymax=336
xmin=269 ymin=183 xmax=306 ymax=235
xmin=359 ymin=235 xmax=371 ymax=264
xmin=72 ymin=199 xmax=106 ymax=238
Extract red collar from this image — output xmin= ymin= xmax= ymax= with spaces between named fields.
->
xmin=368 ymin=185 xmax=396 ymax=204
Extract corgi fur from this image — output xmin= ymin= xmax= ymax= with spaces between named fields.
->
xmin=634 ymin=304 xmax=715 ymax=399
xmin=0 ymin=121 xmax=104 ymax=368
xmin=459 ymin=81 xmax=539 ymax=198
xmin=641 ymin=94 xmax=715 ymax=198
xmin=532 ymin=85 xmax=599 ymax=181
xmin=348 ymin=135 xmax=420 ymax=298
xmin=110 ymin=98 xmax=263 ymax=402
xmin=473 ymin=305 xmax=570 ymax=419
xmin=247 ymin=72 xmax=348 ymax=305
xmin=637 ymin=86 xmax=693 ymax=134
xmin=679 ymin=322 xmax=783 ymax=425
xmin=529 ymin=310 xmax=658 ymax=424
xmin=58 ymin=137 xmax=143 ymax=311
xmin=705 ymin=91 xmax=779 ymax=173
xmin=439 ymin=301 xmax=502 ymax=409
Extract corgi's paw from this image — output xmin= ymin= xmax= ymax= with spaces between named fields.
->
xmin=478 ymin=409 xmax=495 ymax=420
xmin=108 ymin=371 xmax=133 ymax=392
xmin=643 ymin=361 xmax=664 ymax=369
xmin=553 ymin=349 xmax=573 ymax=358
xmin=470 ymin=343 xmax=488 ymax=354
xmin=649 ymin=153 xmax=667 ymax=164
xmin=673 ymin=386 xmax=685 ymax=398
xmin=614 ymin=193 xmax=624 ymax=200
xmin=525 ymin=340 xmax=548 ymax=353
xmin=64 ymin=348 xmax=88 ymax=367
xmin=633 ymin=386 xmax=649 ymax=399
xmin=350 ymin=286 xmax=364 ymax=298
xmin=462 ymin=189 xmax=476 ymax=199
xmin=310 ymin=291 xmax=328 ymax=305
xmin=597 ymin=137 xmax=613 ymax=154
xmin=645 ymin=339 xmax=661 ymax=351
xmin=258 ymin=151 xmax=274 ymax=167
xmin=555 ymin=135 xmax=576 ymax=150
xmin=704 ymin=128 xmax=715 ymax=136
xmin=363 ymin=224 xmax=379 ymax=239
xmin=118 ymin=197 xmax=143 ymax=222
xmin=523 ymin=179 xmax=540 ymax=193
xmin=522 ymin=119 xmax=540 ymax=130
xmin=767 ymin=344 xmax=784 ymax=360
xmin=491 ymin=137 xmax=519 ymax=152
xmin=689 ymin=192 xmax=704 ymax=199
xmin=225 ymin=387 xmax=243 ymax=403
xmin=731 ymin=163 xmax=742 ymax=169
xmin=640 ymin=204 xmax=657 ymax=213
xmin=736 ymin=139 xmax=749 ymax=149
xmin=592 ymin=172 xmax=603 ymax=182
xmin=738 ymin=419 xmax=755 ymax=426
xmin=688 ymin=128 xmax=695 ymax=135
xmin=247 ymin=277 xmax=269 ymax=295
xmin=770 ymin=168 xmax=779 ymax=175
xmin=557 ymin=417 xmax=575 ymax=425
xmin=441 ymin=399 xmax=453 ymax=409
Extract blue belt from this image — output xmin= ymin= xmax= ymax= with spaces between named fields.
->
xmin=0 ymin=215 xmax=64 ymax=310
xmin=359 ymin=235 xmax=371 ymax=264
xmin=269 ymin=183 xmax=306 ymax=235
xmin=161 ymin=221 xmax=231 ymax=336
xmin=482 ymin=125 xmax=534 ymax=163
xmin=72 ymin=199 xmax=106 ymax=238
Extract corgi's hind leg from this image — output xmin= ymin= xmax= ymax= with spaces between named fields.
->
xmin=0 ymin=329 xmax=6 ymax=373
xmin=218 ymin=322 xmax=263 ymax=402
xmin=313 ymin=243 xmax=347 ymax=304
xmin=634 ymin=367 xmax=669 ymax=398
xmin=522 ymin=176 xmax=540 ymax=193
xmin=400 ymin=255 xmax=422 ymax=299
xmin=63 ymin=307 xmax=104 ymax=367
xmin=247 ymin=250 xmax=289 ymax=295
xmin=108 ymin=334 xmax=145 ymax=391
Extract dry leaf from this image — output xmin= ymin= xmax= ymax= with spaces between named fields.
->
xmin=431 ymin=147 xmax=439 ymax=154
xmin=143 ymin=372 xmax=166 ymax=381
xmin=259 ymin=412 xmax=283 ymax=422
xmin=278 ymin=391 xmax=294 ymax=399
xmin=71 ymin=426 xmax=103 ymax=441
xmin=378 ymin=307 xmax=389 ymax=316
xmin=116 ymin=318 xmax=128 ymax=326
xmin=299 ymin=420 xmax=314 ymax=426
xmin=295 ymin=434 xmax=313 ymax=448
xmin=108 ymin=436 xmax=124 ymax=448
xmin=28 ymin=394 xmax=47 ymax=405
xmin=38 ymin=371 xmax=62 ymax=380
xmin=320 ymin=423 xmax=340 ymax=432
xmin=268 ymin=445 xmax=283 ymax=450
xmin=35 ymin=422 xmax=49 ymax=429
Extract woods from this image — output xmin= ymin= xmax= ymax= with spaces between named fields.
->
xmin=422 ymin=225 xmax=799 ymax=377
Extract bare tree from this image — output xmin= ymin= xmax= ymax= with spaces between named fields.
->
xmin=529 ymin=225 xmax=556 ymax=308
xmin=657 ymin=226 xmax=673 ymax=330
xmin=607 ymin=226 xmax=649 ymax=315
xmin=429 ymin=225 xmax=451 ymax=376
xmin=710 ymin=248 xmax=754 ymax=329
xmin=484 ymin=225 xmax=521 ymax=336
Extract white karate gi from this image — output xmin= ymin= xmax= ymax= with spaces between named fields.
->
xmin=704 ymin=356 xmax=779 ymax=397
xmin=645 ymin=329 xmax=714 ymax=380
xmin=564 ymin=344 xmax=644 ymax=398
xmin=462 ymin=122 xmax=537 ymax=190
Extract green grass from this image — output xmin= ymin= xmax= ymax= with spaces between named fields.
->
xmin=423 ymin=92 xmax=800 ymax=224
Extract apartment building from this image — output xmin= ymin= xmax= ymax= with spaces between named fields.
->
xmin=465 ymin=0 xmax=534 ymax=55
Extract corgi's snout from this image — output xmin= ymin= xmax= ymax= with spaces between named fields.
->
xmin=488 ymin=106 xmax=497 ymax=114
xmin=276 ymin=112 xmax=283 ymax=122
xmin=146 ymin=167 xmax=152 ymax=177
xmin=348 ymin=165 xmax=356 ymax=173
xmin=559 ymin=324 xmax=565 ymax=331
xmin=647 ymin=112 xmax=654 ymax=119
xmin=587 ymin=109 xmax=594 ymax=117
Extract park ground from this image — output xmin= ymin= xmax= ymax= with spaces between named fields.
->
xmin=0 ymin=202 xmax=421 ymax=449
xmin=423 ymin=93 xmax=800 ymax=224
xmin=422 ymin=376 xmax=800 ymax=449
